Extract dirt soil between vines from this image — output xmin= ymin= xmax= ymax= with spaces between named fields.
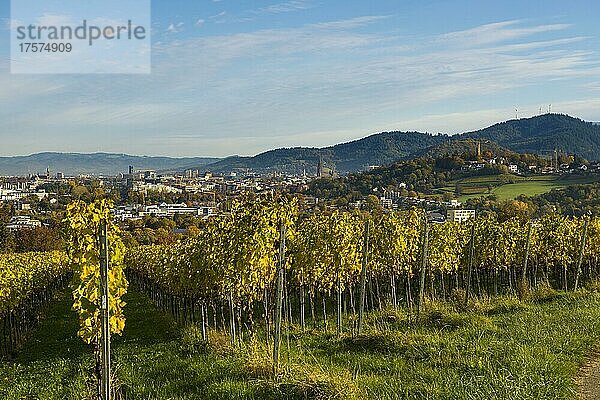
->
xmin=578 ymin=352 xmax=600 ymax=399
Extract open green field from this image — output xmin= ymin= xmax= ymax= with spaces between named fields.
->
xmin=440 ymin=174 xmax=600 ymax=202
xmin=3 ymin=287 xmax=600 ymax=399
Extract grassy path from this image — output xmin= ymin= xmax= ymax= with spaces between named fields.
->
xmin=0 ymin=289 xmax=183 ymax=400
xmin=0 ymin=289 xmax=279 ymax=399
xmin=0 ymin=290 xmax=93 ymax=399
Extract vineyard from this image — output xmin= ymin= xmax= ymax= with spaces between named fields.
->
xmin=4 ymin=198 xmax=600 ymax=399
xmin=125 ymin=198 xmax=600 ymax=345
xmin=0 ymin=251 xmax=69 ymax=356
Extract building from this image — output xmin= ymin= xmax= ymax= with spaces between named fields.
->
xmin=316 ymin=156 xmax=336 ymax=178
xmin=380 ymin=197 xmax=393 ymax=209
xmin=6 ymin=216 xmax=42 ymax=231
xmin=447 ymin=209 xmax=476 ymax=223
xmin=141 ymin=203 xmax=215 ymax=218
xmin=428 ymin=212 xmax=446 ymax=224
xmin=448 ymin=199 xmax=461 ymax=207
xmin=508 ymin=164 xmax=518 ymax=173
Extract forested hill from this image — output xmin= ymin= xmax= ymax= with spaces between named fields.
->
xmin=415 ymin=138 xmax=515 ymax=159
xmin=201 ymin=131 xmax=446 ymax=175
xmin=463 ymin=114 xmax=600 ymax=161
xmin=202 ymin=114 xmax=600 ymax=175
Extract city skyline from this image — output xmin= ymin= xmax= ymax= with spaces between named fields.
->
xmin=1 ymin=0 xmax=600 ymax=157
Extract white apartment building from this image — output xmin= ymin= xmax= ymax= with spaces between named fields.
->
xmin=447 ymin=209 xmax=476 ymax=223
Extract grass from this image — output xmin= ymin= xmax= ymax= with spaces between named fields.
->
xmin=0 ymin=291 xmax=95 ymax=399
xmin=492 ymin=175 xmax=600 ymax=201
xmin=4 ymin=289 xmax=600 ymax=399
xmin=440 ymin=174 xmax=600 ymax=202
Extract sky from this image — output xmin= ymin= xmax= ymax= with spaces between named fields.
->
xmin=1 ymin=0 xmax=600 ymax=157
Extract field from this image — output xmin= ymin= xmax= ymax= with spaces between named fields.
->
xmin=3 ymin=287 xmax=600 ymax=399
xmin=440 ymin=174 xmax=600 ymax=202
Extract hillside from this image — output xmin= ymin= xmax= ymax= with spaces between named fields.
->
xmin=203 ymin=132 xmax=445 ymax=175
xmin=0 ymin=153 xmax=219 ymax=176
xmin=201 ymin=114 xmax=600 ymax=175
xmin=464 ymin=114 xmax=600 ymax=160
xmin=415 ymin=138 xmax=516 ymax=159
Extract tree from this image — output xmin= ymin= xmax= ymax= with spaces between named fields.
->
xmin=365 ymin=195 xmax=381 ymax=211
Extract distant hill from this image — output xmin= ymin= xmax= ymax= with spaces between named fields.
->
xmin=201 ymin=114 xmax=600 ymax=174
xmin=202 ymin=132 xmax=446 ymax=175
xmin=0 ymin=153 xmax=219 ymax=176
xmin=464 ymin=114 xmax=600 ymax=161
xmin=2 ymin=114 xmax=599 ymax=177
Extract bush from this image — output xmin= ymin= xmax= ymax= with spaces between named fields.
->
xmin=180 ymin=324 xmax=207 ymax=355
xmin=341 ymin=332 xmax=399 ymax=353
xmin=208 ymin=330 xmax=234 ymax=355
xmin=259 ymin=368 xmax=364 ymax=400
xmin=180 ymin=325 xmax=235 ymax=356
xmin=449 ymin=288 xmax=467 ymax=310
xmin=482 ymin=297 xmax=528 ymax=315
xmin=242 ymin=338 xmax=273 ymax=378
xmin=585 ymin=279 xmax=600 ymax=292
xmin=526 ymin=282 xmax=559 ymax=303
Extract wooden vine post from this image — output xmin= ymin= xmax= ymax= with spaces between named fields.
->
xmin=417 ymin=215 xmax=429 ymax=317
xmin=522 ymin=221 xmax=533 ymax=284
xmin=336 ymin=275 xmax=342 ymax=335
xmin=357 ymin=220 xmax=370 ymax=336
xmin=99 ymin=222 xmax=111 ymax=400
xmin=574 ymin=217 xmax=590 ymax=291
xmin=228 ymin=291 xmax=236 ymax=345
xmin=464 ymin=221 xmax=476 ymax=307
xmin=273 ymin=221 xmax=286 ymax=373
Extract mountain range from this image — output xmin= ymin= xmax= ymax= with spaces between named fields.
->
xmin=1 ymin=114 xmax=599 ymax=176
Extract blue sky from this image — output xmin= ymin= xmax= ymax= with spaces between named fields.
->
xmin=1 ymin=0 xmax=600 ymax=157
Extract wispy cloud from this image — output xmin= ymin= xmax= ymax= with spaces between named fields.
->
xmin=36 ymin=14 xmax=73 ymax=27
xmin=439 ymin=20 xmax=571 ymax=47
xmin=310 ymin=15 xmax=391 ymax=30
xmin=2 ymin=17 xmax=25 ymax=30
xmin=254 ymin=0 xmax=313 ymax=15
xmin=2 ymin=17 xmax=600 ymax=156
xmin=216 ymin=1 xmax=313 ymax=24
xmin=166 ymin=22 xmax=184 ymax=33
xmin=209 ymin=11 xmax=226 ymax=19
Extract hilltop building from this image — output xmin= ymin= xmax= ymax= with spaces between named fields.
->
xmin=316 ymin=156 xmax=337 ymax=178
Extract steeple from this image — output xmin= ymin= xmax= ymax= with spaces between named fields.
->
xmin=317 ymin=155 xmax=324 ymax=178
